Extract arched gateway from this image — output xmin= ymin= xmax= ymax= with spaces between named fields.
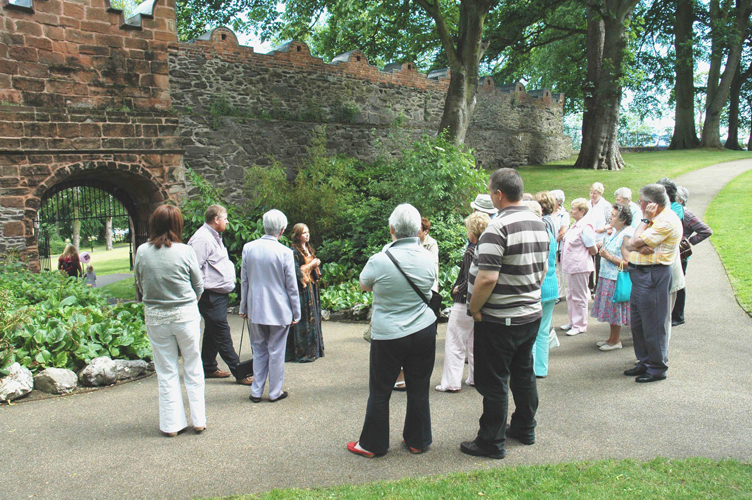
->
xmin=0 ymin=0 xmax=186 ymax=271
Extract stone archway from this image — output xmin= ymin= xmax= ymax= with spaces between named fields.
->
xmin=21 ymin=160 xmax=174 ymax=272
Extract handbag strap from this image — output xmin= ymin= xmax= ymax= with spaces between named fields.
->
xmin=385 ymin=249 xmax=431 ymax=307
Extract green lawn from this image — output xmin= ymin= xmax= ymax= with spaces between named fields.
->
xmin=520 ymin=149 xmax=752 ymax=203
xmin=100 ymin=276 xmax=136 ymax=301
xmin=207 ymin=458 xmax=751 ymax=500
xmin=85 ymin=243 xmax=132 ymax=276
xmin=705 ymin=168 xmax=752 ymax=315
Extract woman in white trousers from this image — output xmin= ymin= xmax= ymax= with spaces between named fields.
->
xmin=135 ymin=205 xmax=206 ymax=437
xmin=436 ymin=212 xmax=490 ymax=392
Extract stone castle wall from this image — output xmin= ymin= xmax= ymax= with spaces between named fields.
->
xmin=169 ymin=28 xmax=571 ymax=203
xmin=0 ymin=4 xmax=571 ymax=265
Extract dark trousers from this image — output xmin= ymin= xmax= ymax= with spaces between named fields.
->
xmin=198 ymin=290 xmax=240 ymax=377
xmin=630 ymin=265 xmax=672 ymax=376
xmin=473 ymin=318 xmax=540 ymax=454
xmin=358 ymin=322 xmax=437 ymax=455
xmin=671 ymin=259 xmax=689 ymax=323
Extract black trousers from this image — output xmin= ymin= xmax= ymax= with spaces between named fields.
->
xmin=198 ymin=290 xmax=240 ymax=377
xmin=358 ymin=322 xmax=437 ymax=455
xmin=473 ymin=318 xmax=540 ymax=454
xmin=671 ymin=259 xmax=689 ymax=323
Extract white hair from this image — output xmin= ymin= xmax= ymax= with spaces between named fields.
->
xmin=590 ymin=182 xmax=605 ymax=194
xmin=389 ymin=203 xmax=421 ymax=239
xmin=263 ymin=209 xmax=288 ymax=236
xmin=550 ymin=189 xmax=565 ymax=204
xmin=677 ymin=186 xmax=689 ymax=205
xmin=614 ymin=187 xmax=632 ymax=201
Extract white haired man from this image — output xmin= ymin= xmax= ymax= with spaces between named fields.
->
xmin=240 ymin=209 xmax=301 ymax=402
xmin=614 ymin=187 xmax=642 ymax=228
xmin=624 ymin=184 xmax=682 ymax=383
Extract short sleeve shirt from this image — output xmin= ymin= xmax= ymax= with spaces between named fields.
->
xmin=467 ymin=205 xmax=550 ymax=325
xmin=628 ymin=208 xmax=682 ymax=266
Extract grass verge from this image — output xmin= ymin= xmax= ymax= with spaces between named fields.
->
xmin=705 ymin=168 xmax=752 ymax=314
xmin=207 ymin=457 xmax=751 ymax=499
xmin=85 ymin=243 xmax=132 ymax=276
xmin=100 ymin=277 xmax=136 ymax=301
xmin=521 ymin=149 xmax=752 ymax=203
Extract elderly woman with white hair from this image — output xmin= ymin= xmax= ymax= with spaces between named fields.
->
xmin=550 ymin=189 xmax=569 ymax=301
xmin=561 ymin=198 xmax=597 ymax=335
xmin=614 ymin=187 xmax=642 ymax=228
xmin=348 ymin=204 xmax=437 ymax=458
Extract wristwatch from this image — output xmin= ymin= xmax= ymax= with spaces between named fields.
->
xmin=641 ymin=218 xmax=650 ymax=224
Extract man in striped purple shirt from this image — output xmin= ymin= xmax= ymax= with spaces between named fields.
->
xmin=460 ymin=168 xmax=550 ymax=460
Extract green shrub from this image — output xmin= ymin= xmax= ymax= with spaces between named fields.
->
xmin=0 ymin=261 xmax=150 ymax=376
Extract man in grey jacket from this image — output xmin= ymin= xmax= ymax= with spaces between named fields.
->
xmin=188 ymin=205 xmax=253 ymax=385
xmin=240 ymin=209 xmax=301 ymax=403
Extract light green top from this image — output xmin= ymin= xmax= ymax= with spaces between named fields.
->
xmin=360 ymin=237 xmax=436 ymax=340
xmin=134 ymin=242 xmax=204 ymax=309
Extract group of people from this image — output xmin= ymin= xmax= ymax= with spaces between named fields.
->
xmin=58 ymin=243 xmax=97 ymax=287
xmin=134 ymin=204 xmax=323 ymax=436
xmin=132 ymin=168 xmax=711 ymax=461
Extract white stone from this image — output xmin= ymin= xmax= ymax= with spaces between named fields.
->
xmin=78 ymin=356 xmax=118 ymax=387
xmin=0 ymin=363 xmax=34 ymax=402
xmin=112 ymin=359 xmax=148 ymax=380
xmin=33 ymin=367 xmax=78 ymax=394
xmin=351 ymin=303 xmax=369 ymax=320
xmin=321 ymin=310 xmax=331 ymax=321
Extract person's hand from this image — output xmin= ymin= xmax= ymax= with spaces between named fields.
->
xmin=599 ymin=248 xmax=611 ymax=260
xmin=291 ymin=320 xmax=299 ymax=326
xmin=240 ymin=313 xmax=247 ymax=319
xmin=452 ymin=286 xmax=459 ymax=295
xmin=639 ymin=246 xmax=655 ymax=255
xmin=644 ymin=202 xmax=659 ymax=220
xmin=472 ymin=311 xmax=482 ymax=322
xmin=606 ymin=225 xmax=614 ymax=235
xmin=312 ymin=258 xmax=321 ymax=267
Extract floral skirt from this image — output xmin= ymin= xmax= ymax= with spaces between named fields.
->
xmin=591 ymin=277 xmax=630 ymax=326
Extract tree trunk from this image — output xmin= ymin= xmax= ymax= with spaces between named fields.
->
xmin=669 ymin=0 xmax=700 ymax=149
xmin=575 ymin=1 xmax=639 ymax=170
xmin=106 ymin=217 xmax=113 ymax=250
xmin=700 ymin=0 xmax=752 ymax=148
xmin=416 ymin=0 xmax=496 ymax=145
xmin=580 ymin=6 xmax=604 ymax=150
xmin=72 ymin=220 xmax=80 ymax=251
xmin=725 ymin=63 xmax=744 ymax=150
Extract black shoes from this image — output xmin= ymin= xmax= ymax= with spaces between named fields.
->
xmin=249 ymin=394 xmax=262 ymax=403
xmin=636 ymin=373 xmax=666 ymax=383
xmin=671 ymin=319 xmax=685 ymax=327
xmin=624 ymin=366 xmax=648 ymax=376
xmin=460 ymin=441 xmax=506 ymax=459
xmin=506 ymin=424 xmax=535 ymax=445
xmin=270 ymin=391 xmax=288 ymax=402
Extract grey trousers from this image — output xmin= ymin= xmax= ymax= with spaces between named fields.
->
xmin=249 ymin=323 xmax=290 ymax=400
xmin=629 ymin=265 xmax=672 ymax=376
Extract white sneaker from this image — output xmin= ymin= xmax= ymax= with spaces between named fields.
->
xmin=566 ymin=328 xmax=586 ymax=336
xmin=560 ymin=324 xmax=572 ymax=330
xmin=599 ymin=342 xmax=623 ymax=351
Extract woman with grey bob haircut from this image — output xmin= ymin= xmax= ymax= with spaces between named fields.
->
xmin=348 ymin=203 xmax=437 ymax=458
xmin=263 ymin=209 xmax=288 ymax=236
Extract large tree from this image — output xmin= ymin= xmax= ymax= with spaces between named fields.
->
xmin=573 ymin=0 xmax=640 ymax=170
xmin=700 ymin=0 xmax=752 ymax=148
xmin=670 ymin=0 xmax=701 ymax=149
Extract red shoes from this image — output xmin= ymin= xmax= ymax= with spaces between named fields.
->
xmin=346 ymin=441 xmax=375 ymax=458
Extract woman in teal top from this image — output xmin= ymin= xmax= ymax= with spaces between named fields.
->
xmin=532 ymin=192 xmax=559 ymax=378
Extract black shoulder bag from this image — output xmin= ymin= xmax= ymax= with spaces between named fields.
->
xmin=385 ymin=249 xmax=442 ymax=318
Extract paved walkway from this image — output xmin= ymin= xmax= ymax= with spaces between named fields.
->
xmin=3 ymin=161 xmax=752 ymax=500
xmin=97 ymin=273 xmax=133 ymax=288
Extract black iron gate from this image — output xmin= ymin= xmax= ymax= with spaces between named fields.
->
xmin=36 ymin=180 xmax=144 ymax=272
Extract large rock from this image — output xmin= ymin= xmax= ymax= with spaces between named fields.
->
xmin=33 ymin=368 xmax=78 ymax=394
xmin=351 ymin=303 xmax=369 ymax=320
xmin=78 ymin=356 xmax=118 ymax=387
xmin=0 ymin=363 xmax=34 ymax=402
xmin=112 ymin=359 xmax=148 ymax=380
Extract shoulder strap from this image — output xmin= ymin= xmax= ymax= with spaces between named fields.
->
xmin=385 ymin=249 xmax=431 ymax=307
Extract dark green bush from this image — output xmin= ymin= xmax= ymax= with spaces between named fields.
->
xmin=0 ymin=261 xmax=150 ymax=376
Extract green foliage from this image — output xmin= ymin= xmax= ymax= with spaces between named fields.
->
xmin=320 ymin=280 xmax=372 ymax=312
xmin=0 ymin=261 xmax=150 ymax=376
xmin=332 ymin=101 xmax=360 ymax=123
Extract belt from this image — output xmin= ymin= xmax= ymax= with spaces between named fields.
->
xmin=628 ymin=263 xmax=665 ymax=269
